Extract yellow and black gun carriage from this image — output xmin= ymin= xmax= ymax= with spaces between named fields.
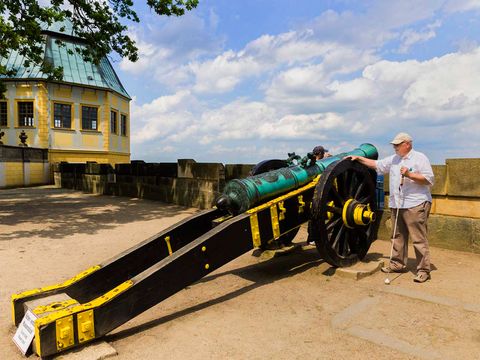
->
xmin=11 ymin=144 xmax=379 ymax=357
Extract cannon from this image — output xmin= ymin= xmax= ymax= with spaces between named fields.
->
xmin=11 ymin=144 xmax=379 ymax=357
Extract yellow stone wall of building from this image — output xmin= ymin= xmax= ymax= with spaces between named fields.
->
xmin=4 ymin=163 xmax=23 ymax=187
xmin=52 ymin=131 xmax=75 ymax=148
xmin=0 ymin=161 xmax=50 ymax=188
xmin=81 ymin=89 xmax=99 ymax=103
xmin=0 ymin=82 xmax=131 ymax=166
xmin=49 ymin=150 xmax=130 ymax=165
xmin=37 ymin=83 xmax=49 ymax=147
xmin=53 ymin=85 xmax=72 ymax=99
xmin=103 ymin=92 xmax=111 ymax=150
xmin=15 ymin=84 xmax=33 ymax=97
xmin=29 ymin=162 xmax=46 ymax=184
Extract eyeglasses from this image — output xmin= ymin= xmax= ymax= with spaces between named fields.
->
xmin=393 ymin=142 xmax=405 ymax=147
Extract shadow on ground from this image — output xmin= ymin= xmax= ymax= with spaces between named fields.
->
xmin=0 ymin=186 xmax=194 ymax=241
xmin=105 ymin=247 xmax=325 ymax=343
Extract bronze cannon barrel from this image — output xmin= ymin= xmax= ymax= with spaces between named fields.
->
xmin=216 ymin=143 xmax=378 ymax=214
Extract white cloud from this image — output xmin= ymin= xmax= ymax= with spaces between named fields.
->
xmin=190 ymin=51 xmax=264 ymax=93
xmin=119 ymin=11 xmax=224 ymax=89
xmin=130 ymin=91 xmax=199 ymax=143
xmin=443 ymin=0 xmax=480 ymax=13
xmin=131 ymin=46 xmax=480 ymax=163
xmin=398 ymin=21 xmax=441 ymax=53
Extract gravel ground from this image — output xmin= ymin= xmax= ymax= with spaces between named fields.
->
xmin=1 ymin=186 xmax=479 ymax=360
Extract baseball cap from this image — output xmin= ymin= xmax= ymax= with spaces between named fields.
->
xmin=390 ymin=132 xmax=412 ymax=145
xmin=312 ymin=145 xmax=328 ymax=155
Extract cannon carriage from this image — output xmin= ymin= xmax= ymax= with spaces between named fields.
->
xmin=11 ymin=144 xmax=380 ymax=357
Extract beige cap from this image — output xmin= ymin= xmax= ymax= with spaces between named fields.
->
xmin=390 ymin=132 xmax=412 ymax=144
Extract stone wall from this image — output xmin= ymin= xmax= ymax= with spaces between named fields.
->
xmin=53 ymin=160 xmax=254 ymax=209
xmin=0 ymin=145 xmax=50 ymax=188
xmin=53 ymin=157 xmax=480 ymax=254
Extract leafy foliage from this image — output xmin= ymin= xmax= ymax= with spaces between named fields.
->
xmin=0 ymin=0 xmax=199 ymax=97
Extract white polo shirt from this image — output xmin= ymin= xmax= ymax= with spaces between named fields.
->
xmin=376 ymin=149 xmax=434 ymax=209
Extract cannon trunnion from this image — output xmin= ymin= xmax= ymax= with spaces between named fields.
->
xmin=11 ymin=144 xmax=379 ymax=357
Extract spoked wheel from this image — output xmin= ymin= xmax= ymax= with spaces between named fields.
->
xmin=311 ymin=159 xmax=377 ymax=267
xmin=250 ymin=159 xmax=299 ymax=246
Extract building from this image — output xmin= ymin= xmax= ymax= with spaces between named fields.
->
xmin=0 ymin=20 xmax=131 ymax=165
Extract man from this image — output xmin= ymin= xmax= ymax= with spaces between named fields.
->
xmin=307 ymin=145 xmax=331 ymax=245
xmin=312 ymin=145 xmax=331 ymax=160
xmin=347 ymin=132 xmax=434 ymax=283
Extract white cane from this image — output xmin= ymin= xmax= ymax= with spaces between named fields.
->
xmin=384 ymin=174 xmax=404 ymax=285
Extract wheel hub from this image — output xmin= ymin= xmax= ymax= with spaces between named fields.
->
xmin=342 ymin=199 xmax=376 ymax=229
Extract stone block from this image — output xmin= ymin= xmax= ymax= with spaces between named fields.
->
xmin=427 ymin=215 xmax=474 ymax=252
xmin=178 ymin=160 xmax=225 ymax=181
xmin=143 ymin=184 xmax=174 ymax=203
xmin=0 ymin=145 xmax=47 ymax=162
xmin=472 ymin=220 xmax=480 ymax=252
xmin=116 ymin=174 xmax=134 ymax=183
xmin=225 ymin=164 xmax=255 ymax=180
xmin=376 ymin=210 xmax=392 ymax=240
xmin=53 ymin=172 xmax=62 ymax=187
xmin=138 ymin=162 xmax=177 ymax=177
xmin=129 ymin=160 xmax=146 ymax=176
xmin=177 ymin=159 xmax=196 ymax=178
xmin=155 ymin=163 xmax=177 ymax=177
xmin=23 ymin=147 xmax=48 ymax=162
xmin=0 ymin=145 xmax=22 ymax=162
xmin=433 ymin=197 xmax=480 ymax=218
xmin=335 ymin=259 xmax=384 ymax=280
xmin=115 ymin=163 xmax=133 ymax=175
xmin=73 ymin=163 xmax=87 ymax=174
xmin=85 ymin=162 xmax=113 ymax=175
xmin=377 ymin=212 xmax=480 ymax=254
xmin=383 ymin=173 xmax=389 ymax=193
xmin=173 ymin=178 xmax=220 ymax=208
xmin=113 ymin=182 xmax=138 ymax=198
xmin=138 ymin=175 xmax=156 ymax=185
xmin=431 ymin=165 xmax=447 ymax=195
xmin=446 ymin=158 xmax=480 ymax=197
xmin=191 ymin=162 xmax=225 ymax=181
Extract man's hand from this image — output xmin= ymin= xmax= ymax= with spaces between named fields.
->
xmin=343 ymin=155 xmax=376 ymax=169
xmin=400 ymin=166 xmax=410 ymax=177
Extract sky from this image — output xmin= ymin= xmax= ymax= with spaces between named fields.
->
xmin=112 ymin=0 xmax=480 ymax=165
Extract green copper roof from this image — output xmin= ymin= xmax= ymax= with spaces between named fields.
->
xmin=0 ymin=21 xmax=130 ymax=99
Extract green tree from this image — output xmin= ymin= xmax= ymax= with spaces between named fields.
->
xmin=0 ymin=0 xmax=199 ymax=97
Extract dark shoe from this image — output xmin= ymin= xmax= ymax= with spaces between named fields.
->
xmin=381 ymin=266 xmax=407 ymax=273
xmin=413 ymin=272 xmax=430 ymax=283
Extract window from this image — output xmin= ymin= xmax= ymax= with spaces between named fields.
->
xmin=82 ymin=106 xmax=98 ymax=130
xmin=53 ymin=103 xmax=71 ymax=128
xmin=18 ymin=101 xmax=34 ymax=127
xmin=120 ymin=114 xmax=127 ymax=136
xmin=0 ymin=101 xmax=7 ymax=127
xmin=110 ymin=110 xmax=117 ymax=134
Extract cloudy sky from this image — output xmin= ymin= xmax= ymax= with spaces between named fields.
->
xmin=114 ymin=0 xmax=480 ymax=165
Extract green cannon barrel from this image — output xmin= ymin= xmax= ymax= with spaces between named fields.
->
xmin=216 ymin=143 xmax=378 ymax=214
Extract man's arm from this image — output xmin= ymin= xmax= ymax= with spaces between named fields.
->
xmin=400 ymin=167 xmax=431 ymax=185
xmin=345 ymin=155 xmax=377 ymax=169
